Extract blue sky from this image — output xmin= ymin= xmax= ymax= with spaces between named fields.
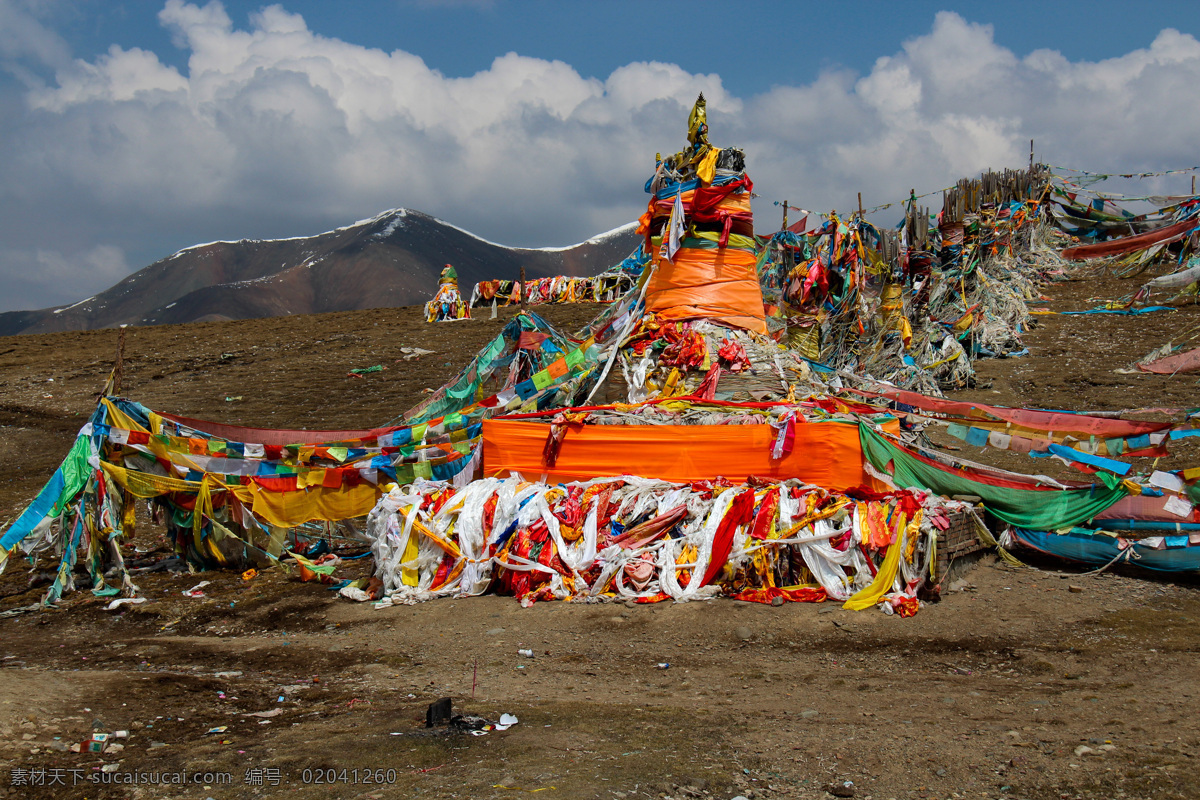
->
xmin=54 ymin=1 xmax=1200 ymax=98
xmin=2 ymin=0 xmax=1200 ymax=312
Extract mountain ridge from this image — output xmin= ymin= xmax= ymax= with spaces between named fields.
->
xmin=0 ymin=209 xmax=640 ymax=336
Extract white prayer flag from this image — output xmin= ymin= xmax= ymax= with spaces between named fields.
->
xmin=666 ymin=189 xmax=685 ymax=262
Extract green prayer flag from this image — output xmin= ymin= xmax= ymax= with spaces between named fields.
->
xmin=859 ymin=423 xmax=1125 ymax=530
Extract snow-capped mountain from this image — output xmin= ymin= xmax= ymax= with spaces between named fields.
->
xmin=0 ymin=209 xmax=640 ymax=335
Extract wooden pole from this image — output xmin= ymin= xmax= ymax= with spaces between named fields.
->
xmin=1029 ymin=139 xmax=1034 ymax=170
xmin=857 ymin=192 xmax=864 ymax=220
xmin=1192 ymin=174 xmax=1196 ymax=197
xmin=114 ymin=324 xmax=127 ymax=395
xmin=518 ymin=265 xmax=527 ymax=313
xmin=781 ymin=201 xmax=789 ymax=231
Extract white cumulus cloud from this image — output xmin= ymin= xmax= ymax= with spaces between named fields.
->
xmin=1 ymin=3 xmax=1198 ymax=312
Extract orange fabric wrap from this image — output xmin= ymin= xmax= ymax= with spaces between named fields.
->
xmin=646 ymin=247 xmax=767 ymax=334
xmin=481 ymin=419 xmax=882 ymax=491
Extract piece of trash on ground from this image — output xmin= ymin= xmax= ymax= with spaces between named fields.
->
xmin=243 ymin=708 xmax=284 ymax=718
xmin=182 ymin=581 xmax=211 ymax=598
xmin=104 ymin=597 xmax=147 ymax=611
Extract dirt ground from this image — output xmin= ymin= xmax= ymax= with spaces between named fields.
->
xmin=1 ymin=274 xmax=1199 ymax=800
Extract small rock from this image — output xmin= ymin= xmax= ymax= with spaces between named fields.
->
xmin=1068 ymin=585 xmax=1084 ymax=593
xmin=827 ymin=782 xmax=855 ymax=798
xmin=214 ymin=671 xmax=243 ymax=679
xmin=800 ymin=709 xmax=819 ymax=719
xmin=941 ymin=696 xmax=956 ymax=705
xmin=1073 ymin=745 xmax=1094 ymax=757
xmin=486 ymin=628 xmax=505 ymax=636
xmin=735 ymin=626 xmax=753 ymax=641
xmin=624 ymin=599 xmax=637 ymax=608
xmin=47 ymin=740 xmax=69 ymax=752
xmin=770 ymin=596 xmax=784 ymax=607
xmin=936 ymin=768 xmax=947 ymax=777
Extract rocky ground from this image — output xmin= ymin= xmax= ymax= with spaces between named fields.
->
xmin=0 ymin=272 xmax=1198 ymax=800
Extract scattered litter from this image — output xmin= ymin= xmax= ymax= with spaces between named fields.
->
xmin=0 ymin=603 xmax=41 ymax=619
xmin=398 ymin=347 xmax=435 ymax=361
xmin=104 ymin=597 xmax=146 ymax=611
xmin=338 ymin=585 xmax=371 ymax=602
xmin=182 ymin=581 xmax=211 ymax=598
xmin=205 ymin=726 xmax=228 ymax=735
xmin=450 ymin=714 xmax=492 ymax=733
xmin=243 ymin=708 xmax=283 ymax=718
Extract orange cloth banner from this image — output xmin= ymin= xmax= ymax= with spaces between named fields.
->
xmin=481 ymin=419 xmax=883 ymax=491
xmin=645 ymin=247 xmax=767 ymax=335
